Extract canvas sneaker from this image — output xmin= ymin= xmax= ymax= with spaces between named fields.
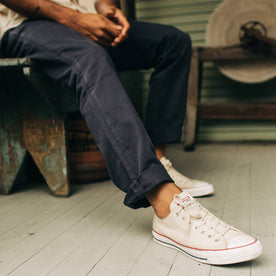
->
xmin=160 ymin=157 xmax=214 ymax=197
xmin=152 ymin=192 xmax=263 ymax=265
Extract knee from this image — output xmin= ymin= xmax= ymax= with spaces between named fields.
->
xmin=166 ymin=27 xmax=192 ymax=53
xmin=74 ymin=41 xmax=111 ymax=69
xmin=69 ymin=41 xmax=115 ymax=84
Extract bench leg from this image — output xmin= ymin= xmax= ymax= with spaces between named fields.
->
xmin=184 ymin=47 xmax=202 ymax=151
xmin=0 ymin=113 xmax=70 ymax=196
xmin=0 ymin=119 xmax=29 ymax=194
xmin=22 ymin=115 xmax=71 ymax=196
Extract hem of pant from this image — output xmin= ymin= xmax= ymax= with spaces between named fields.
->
xmin=146 ymin=125 xmax=182 ymax=144
xmin=123 ymin=163 xmax=173 ymax=209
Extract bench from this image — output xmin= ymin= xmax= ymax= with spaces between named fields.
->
xmin=0 ymin=58 xmax=143 ymax=196
xmin=0 ymin=58 xmax=78 ymax=196
xmin=184 ymin=47 xmax=276 ymax=151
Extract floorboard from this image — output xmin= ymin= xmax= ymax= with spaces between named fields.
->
xmin=0 ymin=144 xmax=274 ymax=276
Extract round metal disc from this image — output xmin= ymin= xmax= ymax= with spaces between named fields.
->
xmin=206 ymin=0 xmax=276 ymax=83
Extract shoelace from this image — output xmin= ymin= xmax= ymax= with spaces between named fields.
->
xmin=173 ymin=196 xmax=231 ymax=241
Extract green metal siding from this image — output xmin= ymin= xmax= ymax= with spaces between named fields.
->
xmin=136 ymin=0 xmax=276 ymax=142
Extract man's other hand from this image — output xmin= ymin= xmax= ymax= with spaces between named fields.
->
xmin=104 ymin=7 xmax=130 ymax=46
xmin=73 ymin=13 xmax=123 ymax=46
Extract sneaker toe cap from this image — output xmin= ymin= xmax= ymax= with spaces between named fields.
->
xmin=227 ymin=232 xmax=256 ymax=248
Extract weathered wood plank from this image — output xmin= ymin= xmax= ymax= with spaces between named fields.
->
xmin=0 ymin=58 xmax=31 ymax=69
xmin=0 ymin=62 xmax=71 ymax=197
xmin=48 ymin=205 xmax=142 ymax=276
xmin=0 ymin=182 xmax=112 ymax=256
xmin=9 ymin=188 xmax=124 ymax=276
xmin=86 ymin=209 xmax=154 ymax=276
xmin=198 ymin=103 xmax=276 ymax=120
xmin=199 ymin=47 xmax=276 ymax=61
xmin=184 ymin=47 xmax=202 ymax=151
xmin=128 ymin=240 xmax=177 ymax=276
xmin=0 ymin=182 xmax=118 ymax=275
xmin=250 ymin=145 xmax=276 ymax=276
xmin=1 ymin=144 xmax=274 ymax=275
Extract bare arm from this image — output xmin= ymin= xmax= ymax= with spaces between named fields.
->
xmin=0 ymin=0 xmax=124 ymax=46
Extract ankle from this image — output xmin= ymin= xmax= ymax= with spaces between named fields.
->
xmin=146 ymin=182 xmax=182 ymax=219
xmin=154 ymin=143 xmax=166 ymax=160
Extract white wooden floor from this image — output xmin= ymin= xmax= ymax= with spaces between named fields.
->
xmin=0 ymin=143 xmax=275 ymax=276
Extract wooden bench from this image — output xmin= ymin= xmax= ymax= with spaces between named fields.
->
xmin=0 ymin=58 xmax=143 ymax=196
xmin=184 ymin=46 xmax=276 ymax=151
xmin=0 ymin=58 xmax=78 ymax=196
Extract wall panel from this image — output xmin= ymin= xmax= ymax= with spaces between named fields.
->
xmin=136 ymin=0 xmax=276 ymax=142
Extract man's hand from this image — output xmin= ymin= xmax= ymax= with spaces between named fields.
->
xmin=72 ymin=12 xmax=123 ymax=46
xmin=95 ymin=1 xmax=130 ymax=46
xmin=104 ymin=7 xmax=130 ymax=46
xmin=0 ymin=0 xmax=129 ymax=47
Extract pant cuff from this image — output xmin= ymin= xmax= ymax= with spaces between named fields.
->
xmin=123 ymin=163 xmax=173 ymax=209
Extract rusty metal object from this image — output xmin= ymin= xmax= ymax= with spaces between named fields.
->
xmin=0 ymin=60 xmax=71 ymax=196
xmin=22 ymin=114 xmax=70 ymax=196
xmin=239 ymin=21 xmax=276 ymax=54
xmin=206 ymin=0 xmax=276 ymax=83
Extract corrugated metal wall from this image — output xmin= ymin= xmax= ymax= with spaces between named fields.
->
xmin=136 ymin=0 xmax=276 ymax=142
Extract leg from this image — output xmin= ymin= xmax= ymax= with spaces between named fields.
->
xmin=107 ymin=21 xmax=213 ymax=197
xmin=0 ymin=20 xmax=263 ymax=265
xmin=0 ymin=19 xmax=173 ymax=208
xmin=107 ymin=20 xmax=192 ymax=144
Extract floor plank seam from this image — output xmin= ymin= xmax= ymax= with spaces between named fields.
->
xmin=85 ymin=210 xmax=146 ymax=276
xmin=1 ymin=188 xmax=119 ymax=275
xmin=0 ymin=184 xmax=116 ymax=257
xmin=46 ymin=202 xmax=126 ymax=276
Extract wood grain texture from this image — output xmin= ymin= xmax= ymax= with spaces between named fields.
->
xmin=0 ymin=62 xmax=71 ymax=197
xmin=1 ymin=144 xmax=274 ymax=275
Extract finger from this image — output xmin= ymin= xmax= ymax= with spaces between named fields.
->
xmin=106 ymin=10 xmax=116 ymax=19
xmin=88 ymin=34 xmax=110 ymax=46
xmin=114 ymin=23 xmax=129 ymax=44
xmin=120 ymin=20 xmax=130 ymax=39
xmin=104 ymin=20 xmax=122 ymax=37
xmin=114 ymin=11 xmax=130 ymax=41
xmin=97 ymin=30 xmax=116 ymax=44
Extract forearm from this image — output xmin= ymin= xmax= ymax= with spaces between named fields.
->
xmin=0 ymin=0 xmax=79 ymax=28
xmin=95 ymin=0 xmax=120 ymax=14
xmin=0 ymin=0 xmax=126 ymax=46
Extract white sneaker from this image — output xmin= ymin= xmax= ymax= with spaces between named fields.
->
xmin=160 ymin=157 xmax=214 ymax=197
xmin=152 ymin=192 xmax=263 ymax=265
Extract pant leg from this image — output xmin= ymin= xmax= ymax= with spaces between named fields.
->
xmin=106 ymin=20 xmax=192 ymax=143
xmin=0 ymin=19 xmax=173 ymax=209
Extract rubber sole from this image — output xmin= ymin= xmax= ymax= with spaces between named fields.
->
xmin=152 ymin=230 xmax=263 ymax=265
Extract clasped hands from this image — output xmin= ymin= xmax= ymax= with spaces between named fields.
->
xmin=73 ymin=6 xmax=130 ymax=47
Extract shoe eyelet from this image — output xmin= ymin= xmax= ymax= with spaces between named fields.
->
xmin=208 ymin=235 xmax=212 ymax=238
xmin=201 ymin=231 xmax=204 ymax=234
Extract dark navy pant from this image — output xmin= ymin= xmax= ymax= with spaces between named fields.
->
xmin=0 ymin=19 xmax=191 ymax=209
